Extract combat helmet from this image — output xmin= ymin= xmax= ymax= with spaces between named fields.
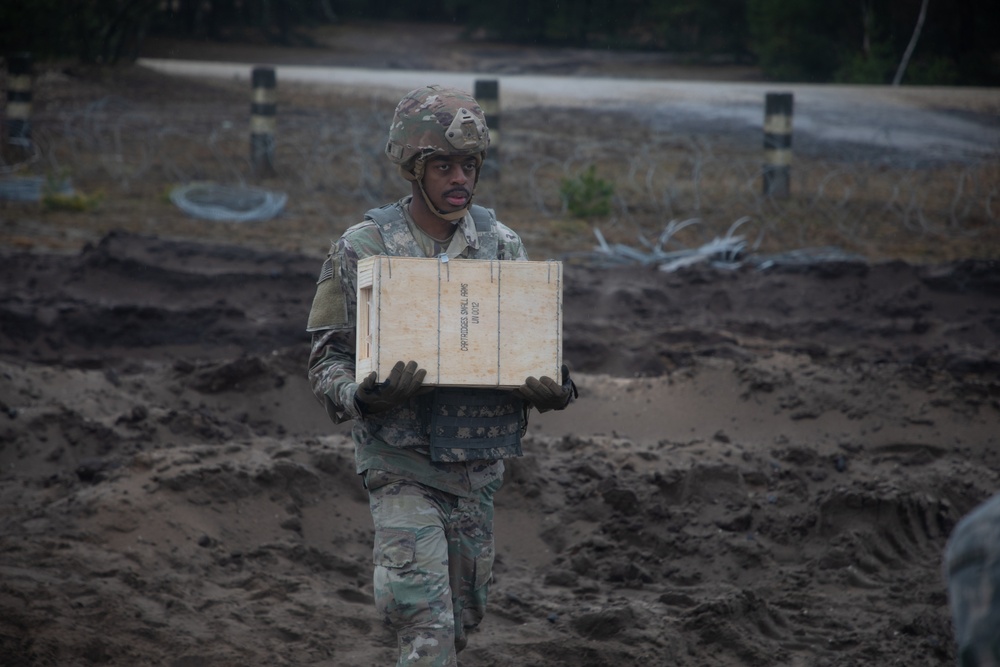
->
xmin=385 ymin=85 xmax=490 ymax=222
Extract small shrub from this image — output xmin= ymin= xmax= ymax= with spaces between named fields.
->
xmin=42 ymin=190 xmax=105 ymax=212
xmin=42 ymin=172 xmax=104 ymax=212
xmin=560 ymin=165 xmax=614 ymax=219
xmin=905 ymin=56 xmax=961 ymax=86
xmin=834 ymin=43 xmax=896 ymax=84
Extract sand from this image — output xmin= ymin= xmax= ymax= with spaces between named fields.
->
xmin=1 ymin=230 xmax=998 ymax=666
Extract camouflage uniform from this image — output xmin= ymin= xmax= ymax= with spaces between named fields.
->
xmin=307 ymin=193 xmax=529 ymax=665
xmin=944 ymin=492 xmax=1000 ymax=666
xmin=306 ymin=84 xmax=569 ymax=665
xmin=368 ymin=471 xmax=501 ymax=663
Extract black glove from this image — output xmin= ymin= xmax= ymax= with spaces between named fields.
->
xmin=514 ymin=364 xmax=577 ymax=412
xmin=355 ymin=360 xmax=428 ymax=415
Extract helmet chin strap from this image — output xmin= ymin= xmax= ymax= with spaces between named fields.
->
xmin=400 ymin=155 xmax=483 ymax=224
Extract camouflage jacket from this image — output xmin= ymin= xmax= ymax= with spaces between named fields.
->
xmin=307 ymin=196 xmax=529 ymax=497
xmin=944 ymin=492 xmax=1000 ymax=661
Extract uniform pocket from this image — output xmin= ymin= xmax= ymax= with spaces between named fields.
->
xmin=474 ymin=544 xmax=495 ymax=589
xmin=373 ymin=528 xmax=416 ymax=569
xmin=306 ymin=255 xmax=348 ymax=331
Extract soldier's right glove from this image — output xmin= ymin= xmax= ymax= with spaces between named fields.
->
xmin=354 ymin=360 xmax=428 ymax=415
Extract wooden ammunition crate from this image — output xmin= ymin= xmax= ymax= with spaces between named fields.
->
xmin=356 ymin=256 xmax=562 ymax=388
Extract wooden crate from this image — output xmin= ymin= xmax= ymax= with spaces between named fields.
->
xmin=356 ymin=256 xmax=562 ymax=388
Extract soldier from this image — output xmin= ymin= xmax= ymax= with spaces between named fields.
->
xmin=306 ymin=85 xmax=576 ymax=666
xmin=944 ymin=492 xmax=1000 ymax=667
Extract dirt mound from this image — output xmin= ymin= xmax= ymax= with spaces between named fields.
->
xmin=2 ymin=231 xmax=998 ymax=666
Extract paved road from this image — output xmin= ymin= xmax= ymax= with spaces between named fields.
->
xmin=139 ymin=58 xmax=999 ymax=164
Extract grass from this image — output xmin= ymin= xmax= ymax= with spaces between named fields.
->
xmin=1 ymin=64 xmax=997 ymax=263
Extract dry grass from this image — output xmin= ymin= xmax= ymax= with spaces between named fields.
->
xmin=1 ymin=64 xmax=997 ymax=263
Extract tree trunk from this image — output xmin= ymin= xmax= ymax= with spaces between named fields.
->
xmin=893 ymin=0 xmax=930 ymax=85
xmin=861 ymin=0 xmax=873 ymax=57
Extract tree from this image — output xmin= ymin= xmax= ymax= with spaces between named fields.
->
xmin=747 ymin=0 xmax=850 ymax=81
xmin=0 ymin=0 xmax=161 ymax=64
xmin=2 ymin=0 xmax=994 ymax=83
xmin=892 ymin=0 xmax=929 ymax=85
xmin=641 ymin=0 xmax=749 ymax=55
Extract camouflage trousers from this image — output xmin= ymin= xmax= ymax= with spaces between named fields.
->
xmin=367 ymin=472 xmax=501 ymax=666
xmin=944 ymin=492 xmax=1000 ymax=667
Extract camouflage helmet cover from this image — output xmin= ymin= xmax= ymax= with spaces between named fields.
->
xmin=385 ymin=85 xmax=490 ymax=168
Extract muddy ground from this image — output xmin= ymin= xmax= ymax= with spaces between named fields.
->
xmin=2 ymin=22 xmax=1000 ymax=667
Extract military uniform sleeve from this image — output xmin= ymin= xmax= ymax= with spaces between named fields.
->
xmin=495 ymin=219 xmax=529 ymax=261
xmin=307 ymin=236 xmax=364 ymax=423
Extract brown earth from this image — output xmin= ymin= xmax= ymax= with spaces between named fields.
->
xmin=139 ymin=21 xmax=765 ymax=81
xmin=2 ymin=23 xmax=1000 ymax=667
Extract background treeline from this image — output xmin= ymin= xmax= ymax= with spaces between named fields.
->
xmin=1 ymin=0 xmax=997 ymax=85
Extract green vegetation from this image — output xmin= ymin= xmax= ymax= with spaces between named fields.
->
xmin=560 ymin=166 xmax=614 ymax=220
xmin=42 ymin=172 xmax=103 ymax=212
xmin=42 ymin=190 xmax=105 ymax=212
xmin=0 ymin=0 xmax=996 ymax=84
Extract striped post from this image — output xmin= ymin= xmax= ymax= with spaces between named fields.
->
xmin=474 ymin=79 xmax=500 ymax=179
xmin=763 ymin=92 xmax=793 ymax=198
xmin=250 ymin=66 xmax=276 ymax=175
xmin=6 ymin=53 xmax=33 ymax=148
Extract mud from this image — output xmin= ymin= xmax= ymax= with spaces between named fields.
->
xmin=1 ymin=229 xmax=998 ymax=666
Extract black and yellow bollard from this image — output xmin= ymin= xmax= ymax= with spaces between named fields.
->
xmin=474 ymin=79 xmax=500 ymax=180
xmin=763 ymin=92 xmax=793 ymax=198
xmin=250 ymin=66 xmax=277 ymax=176
xmin=5 ymin=53 xmax=33 ymax=149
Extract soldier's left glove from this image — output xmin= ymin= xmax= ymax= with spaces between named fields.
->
xmin=514 ymin=364 xmax=577 ymax=412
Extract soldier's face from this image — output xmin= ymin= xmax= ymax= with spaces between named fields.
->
xmin=422 ymin=155 xmax=477 ymax=214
